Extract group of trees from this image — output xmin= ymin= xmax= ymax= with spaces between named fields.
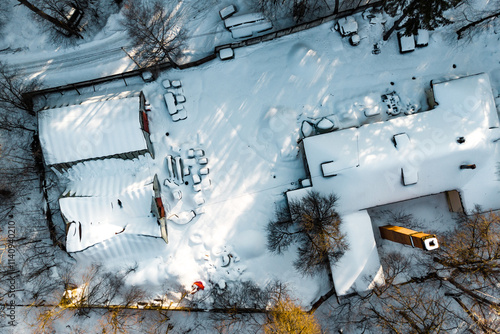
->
xmin=26 ymin=268 xmax=322 ymax=333
xmin=324 ymin=208 xmax=500 ymax=333
xmin=267 ymin=189 xmax=500 ymax=333
xmin=381 ymin=0 xmax=464 ymax=40
xmin=33 ymin=264 xmax=166 ymax=334
xmin=264 ymin=292 xmax=321 ymax=333
xmin=256 ymin=0 xmax=499 ymax=42
xmin=454 ymin=0 xmax=500 ymax=40
xmin=381 ymin=0 xmax=500 ymax=40
xmin=0 ymin=59 xmax=71 ymax=331
xmin=0 ymin=62 xmax=40 ymax=212
xmin=256 ymin=0 xmax=335 ymax=25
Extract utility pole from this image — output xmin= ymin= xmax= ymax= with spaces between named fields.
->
xmin=121 ymin=47 xmax=142 ymax=69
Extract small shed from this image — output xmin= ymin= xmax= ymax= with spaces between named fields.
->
xmin=415 ymin=29 xmax=429 ymax=47
xmin=379 ymin=225 xmax=439 ymax=251
xmin=398 ymin=32 xmax=415 ymax=53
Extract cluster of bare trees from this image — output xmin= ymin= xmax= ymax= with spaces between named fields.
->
xmin=0 ymin=60 xmax=69 ymax=330
xmin=256 ymin=0 xmax=321 ymax=24
xmin=255 ymin=0 xmax=499 ymax=42
xmin=381 ymin=0 xmax=464 ymax=40
xmin=27 ymin=267 xmax=325 ymax=333
xmin=12 ymin=202 xmax=499 ymax=333
xmin=327 ymin=208 xmax=500 ymax=333
xmin=32 ymin=264 xmax=166 ymax=333
xmin=453 ymin=0 xmax=500 ymax=40
xmin=0 ymin=62 xmax=40 ymax=211
xmin=200 ymin=281 xmax=322 ymax=333
xmin=0 ymin=2 xmax=11 ymax=32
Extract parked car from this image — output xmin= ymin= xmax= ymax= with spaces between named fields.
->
xmin=335 ymin=16 xmax=358 ymax=37
xmin=219 ymin=5 xmax=236 ymax=20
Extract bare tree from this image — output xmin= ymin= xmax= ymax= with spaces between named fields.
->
xmin=267 ymin=191 xmax=348 ymax=276
xmin=17 ymin=0 xmax=122 ymax=40
xmin=17 ymin=0 xmax=84 ymax=38
xmin=0 ymin=132 xmax=38 ymax=210
xmin=367 ymin=282 xmax=463 ymax=333
xmin=0 ymin=2 xmax=11 ymax=32
xmin=454 ymin=0 xmax=500 ymax=40
xmin=120 ymin=0 xmax=187 ymax=67
xmin=428 ymin=208 xmax=500 ymax=332
xmin=434 ymin=208 xmax=500 ymax=280
xmin=0 ymin=62 xmax=40 ymax=115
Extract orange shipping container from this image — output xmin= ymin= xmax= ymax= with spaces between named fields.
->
xmin=379 ymin=225 xmax=439 ymax=251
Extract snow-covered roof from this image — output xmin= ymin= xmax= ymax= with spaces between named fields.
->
xmin=39 ymin=96 xmax=147 ymax=166
xmin=297 ymin=73 xmax=499 ymax=214
xmin=338 ymin=16 xmax=358 ymax=36
xmin=398 ymin=33 xmax=415 ymax=52
xmin=69 ymin=234 xmax=168 ymax=263
xmin=416 ymin=29 xmax=429 ymax=46
xmin=332 ymin=210 xmax=384 ymax=296
xmin=60 ymin=180 xmax=161 ymax=253
xmin=287 ymin=73 xmax=500 ymax=295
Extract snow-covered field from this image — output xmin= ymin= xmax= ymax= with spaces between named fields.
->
xmin=2 ymin=0 xmax=500 ymax=332
xmin=41 ymin=12 xmax=500 ymax=305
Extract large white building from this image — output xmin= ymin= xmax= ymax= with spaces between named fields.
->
xmin=60 ymin=174 xmax=168 ymax=261
xmin=287 ymin=73 xmax=500 ymax=296
xmin=38 ymin=92 xmax=154 ymax=171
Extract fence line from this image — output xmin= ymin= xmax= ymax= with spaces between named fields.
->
xmin=214 ymin=1 xmax=383 ymax=53
xmin=25 ymin=1 xmax=382 ymax=101
xmin=24 ymin=61 xmax=174 ymax=100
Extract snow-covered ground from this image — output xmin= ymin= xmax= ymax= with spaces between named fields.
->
xmin=37 ymin=10 xmax=500 ymax=308
xmin=0 ymin=0 xmax=257 ymax=85
xmin=2 ymin=0 xmax=500 ymax=332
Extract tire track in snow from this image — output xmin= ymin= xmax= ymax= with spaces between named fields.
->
xmin=6 ymin=45 xmax=133 ymax=76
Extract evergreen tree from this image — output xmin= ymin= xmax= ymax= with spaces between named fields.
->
xmin=382 ymin=0 xmax=464 ymax=40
